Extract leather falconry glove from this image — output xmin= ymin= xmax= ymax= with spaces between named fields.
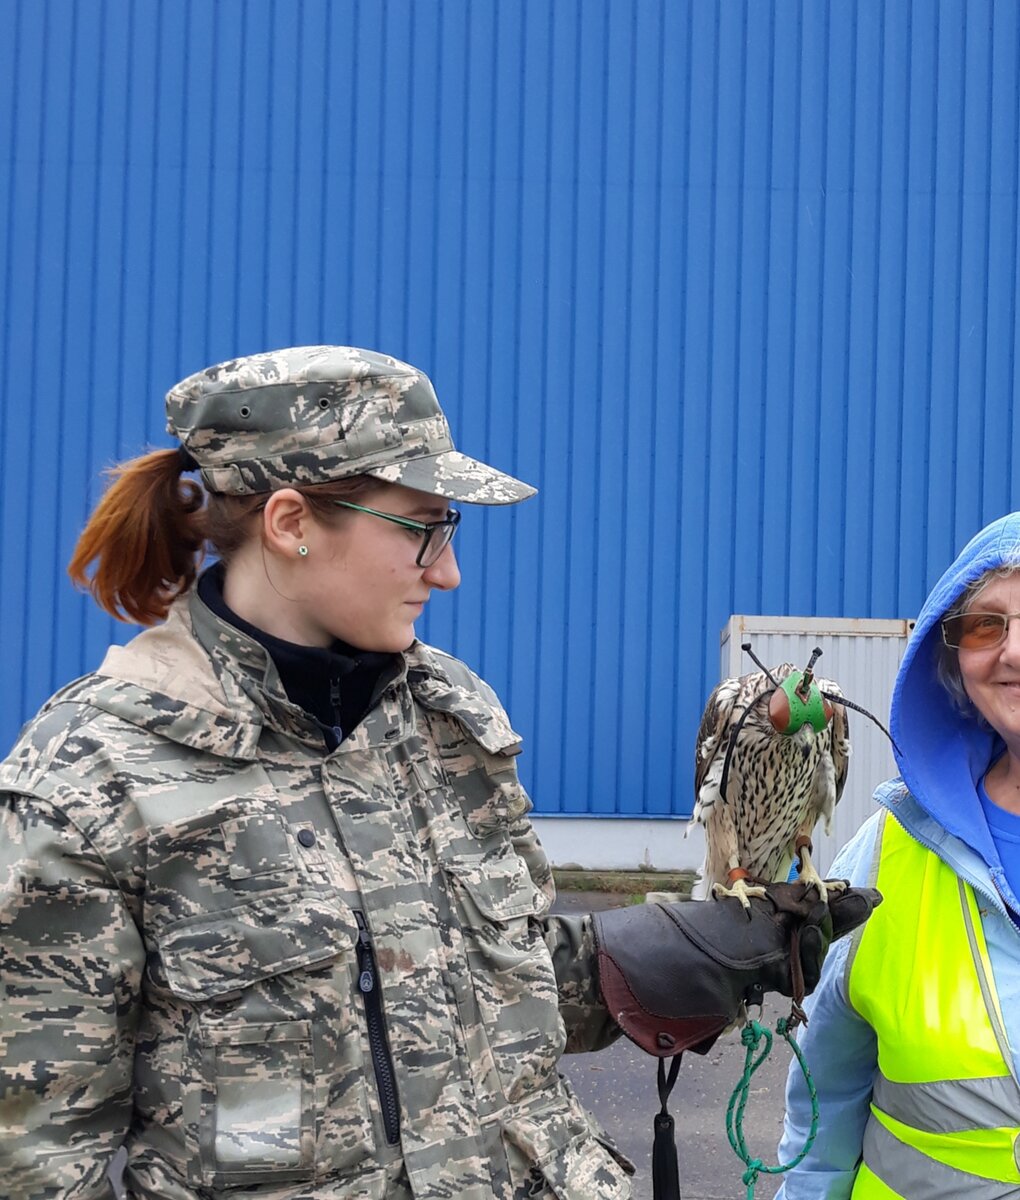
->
xmin=592 ymin=879 xmax=881 ymax=1057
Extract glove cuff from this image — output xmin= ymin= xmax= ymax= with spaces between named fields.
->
xmin=597 ymin=941 xmax=730 ymax=1057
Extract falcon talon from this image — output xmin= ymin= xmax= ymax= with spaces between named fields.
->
xmin=711 ymin=878 xmax=769 ymax=913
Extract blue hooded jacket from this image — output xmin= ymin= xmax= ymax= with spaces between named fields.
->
xmin=776 ymin=512 xmax=1020 ymax=1199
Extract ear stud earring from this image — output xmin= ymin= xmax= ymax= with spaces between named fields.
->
xmin=298 ymin=545 xmax=309 ymax=557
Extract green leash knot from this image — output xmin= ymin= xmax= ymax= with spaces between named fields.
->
xmin=741 ymin=1157 xmax=765 ymax=1188
xmin=726 ymin=1016 xmax=819 ymax=1198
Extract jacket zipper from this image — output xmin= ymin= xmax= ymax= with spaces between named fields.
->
xmin=353 ymin=909 xmax=401 ymax=1145
xmin=329 ymin=677 xmax=344 ymax=746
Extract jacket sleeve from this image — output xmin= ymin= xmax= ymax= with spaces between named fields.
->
xmin=0 ymin=791 xmax=145 ymax=1199
xmin=774 ymin=815 xmax=882 ymax=1200
xmin=504 ymin=802 xmax=620 ymax=1054
xmin=541 ymin=911 xmax=621 ymax=1054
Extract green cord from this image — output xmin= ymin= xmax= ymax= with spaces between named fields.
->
xmin=725 ymin=1016 xmax=819 ymax=1198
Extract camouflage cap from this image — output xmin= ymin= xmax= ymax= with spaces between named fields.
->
xmin=165 ymin=345 xmax=536 ymax=503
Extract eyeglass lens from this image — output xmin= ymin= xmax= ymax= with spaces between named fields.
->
xmin=944 ymin=612 xmax=1011 ymax=649
xmin=418 ymin=520 xmax=458 ymax=568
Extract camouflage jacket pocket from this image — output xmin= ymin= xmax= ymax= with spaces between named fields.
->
xmin=182 ymin=1016 xmax=318 ymax=1187
xmin=443 ymin=851 xmax=545 ymax=925
xmin=158 ymin=893 xmax=377 ymax=1187
xmin=159 ymin=890 xmax=354 ymax=1001
xmin=145 ymin=798 xmax=301 ymax=929
xmin=459 ymin=759 xmax=532 ymax=841
xmin=501 ymin=1095 xmax=634 ymax=1200
xmin=443 ymin=852 xmax=563 ymax=1103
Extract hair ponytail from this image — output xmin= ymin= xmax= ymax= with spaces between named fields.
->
xmin=68 ymin=448 xmax=206 ymax=625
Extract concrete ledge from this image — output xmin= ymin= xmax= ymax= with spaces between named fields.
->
xmin=553 ymin=867 xmax=696 ymax=896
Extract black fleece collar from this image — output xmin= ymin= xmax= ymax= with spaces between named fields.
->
xmin=197 ymin=564 xmax=401 ymax=745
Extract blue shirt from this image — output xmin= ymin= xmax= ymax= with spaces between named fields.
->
xmin=979 ymin=772 xmax=1020 ymax=913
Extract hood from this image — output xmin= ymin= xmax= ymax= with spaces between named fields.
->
xmin=90 ymin=600 xmax=268 ymax=759
xmin=891 ymin=512 xmax=1020 ymax=862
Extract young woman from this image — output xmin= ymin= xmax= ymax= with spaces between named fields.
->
xmin=0 ymin=345 xmax=875 ymax=1200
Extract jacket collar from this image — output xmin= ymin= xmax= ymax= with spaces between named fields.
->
xmin=87 ymin=591 xmax=510 ymax=759
xmin=877 ymin=779 xmax=1020 ymax=918
xmin=404 ymin=644 xmax=522 ymax=754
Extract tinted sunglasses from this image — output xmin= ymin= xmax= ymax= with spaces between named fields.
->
xmin=940 ymin=611 xmax=1020 ymax=650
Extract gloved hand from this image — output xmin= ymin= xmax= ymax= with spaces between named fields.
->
xmin=592 ymin=880 xmax=881 ymax=1057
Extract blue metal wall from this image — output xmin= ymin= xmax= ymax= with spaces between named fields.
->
xmin=2 ymin=0 xmax=1019 ymax=818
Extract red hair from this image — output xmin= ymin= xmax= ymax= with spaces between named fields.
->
xmin=68 ymin=450 xmax=380 ymax=625
xmin=67 ymin=449 xmax=206 ymax=625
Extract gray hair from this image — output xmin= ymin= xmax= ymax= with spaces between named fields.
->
xmin=935 ymin=563 xmax=1020 ymax=714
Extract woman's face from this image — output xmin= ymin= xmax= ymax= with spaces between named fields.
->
xmin=958 ymin=572 xmax=1020 ymax=746
xmin=288 ymin=482 xmax=461 ymax=651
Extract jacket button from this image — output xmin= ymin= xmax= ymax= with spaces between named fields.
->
xmin=297 ymin=828 xmax=317 ymax=848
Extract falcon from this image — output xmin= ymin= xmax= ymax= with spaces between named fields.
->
xmin=688 ymin=648 xmax=850 ymax=908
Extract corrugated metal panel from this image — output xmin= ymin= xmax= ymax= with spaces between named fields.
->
xmin=2 ymin=1 xmax=1019 ymax=831
xmin=720 ymin=616 xmax=912 ymax=875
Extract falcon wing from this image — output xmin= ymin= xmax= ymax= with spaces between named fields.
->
xmin=800 ymin=678 xmax=851 ymax=842
xmin=692 ymin=676 xmax=742 ymax=811
xmin=830 ymin=700 xmax=850 ymax=803
xmin=818 ymin=676 xmax=850 ymax=803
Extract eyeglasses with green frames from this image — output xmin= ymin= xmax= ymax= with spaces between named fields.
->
xmin=332 ymin=501 xmax=461 ymax=567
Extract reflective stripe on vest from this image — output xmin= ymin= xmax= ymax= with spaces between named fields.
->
xmin=847 ymin=812 xmax=1020 ymax=1198
xmin=860 ymin=1122 xmax=1020 ymax=1200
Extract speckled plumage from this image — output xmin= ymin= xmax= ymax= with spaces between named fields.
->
xmin=689 ymin=664 xmax=850 ymax=900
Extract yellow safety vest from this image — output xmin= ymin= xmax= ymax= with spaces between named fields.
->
xmin=847 ymin=811 xmax=1020 ymax=1198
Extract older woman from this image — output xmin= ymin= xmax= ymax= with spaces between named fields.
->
xmin=777 ymin=513 xmax=1020 ymax=1198
xmin=0 ymin=346 xmax=875 ymax=1200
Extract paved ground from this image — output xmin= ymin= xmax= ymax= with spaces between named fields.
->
xmin=555 ymin=891 xmax=791 ymax=1200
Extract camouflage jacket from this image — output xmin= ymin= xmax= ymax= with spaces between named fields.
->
xmin=0 ymin=590 xmax=631 ymax=1200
